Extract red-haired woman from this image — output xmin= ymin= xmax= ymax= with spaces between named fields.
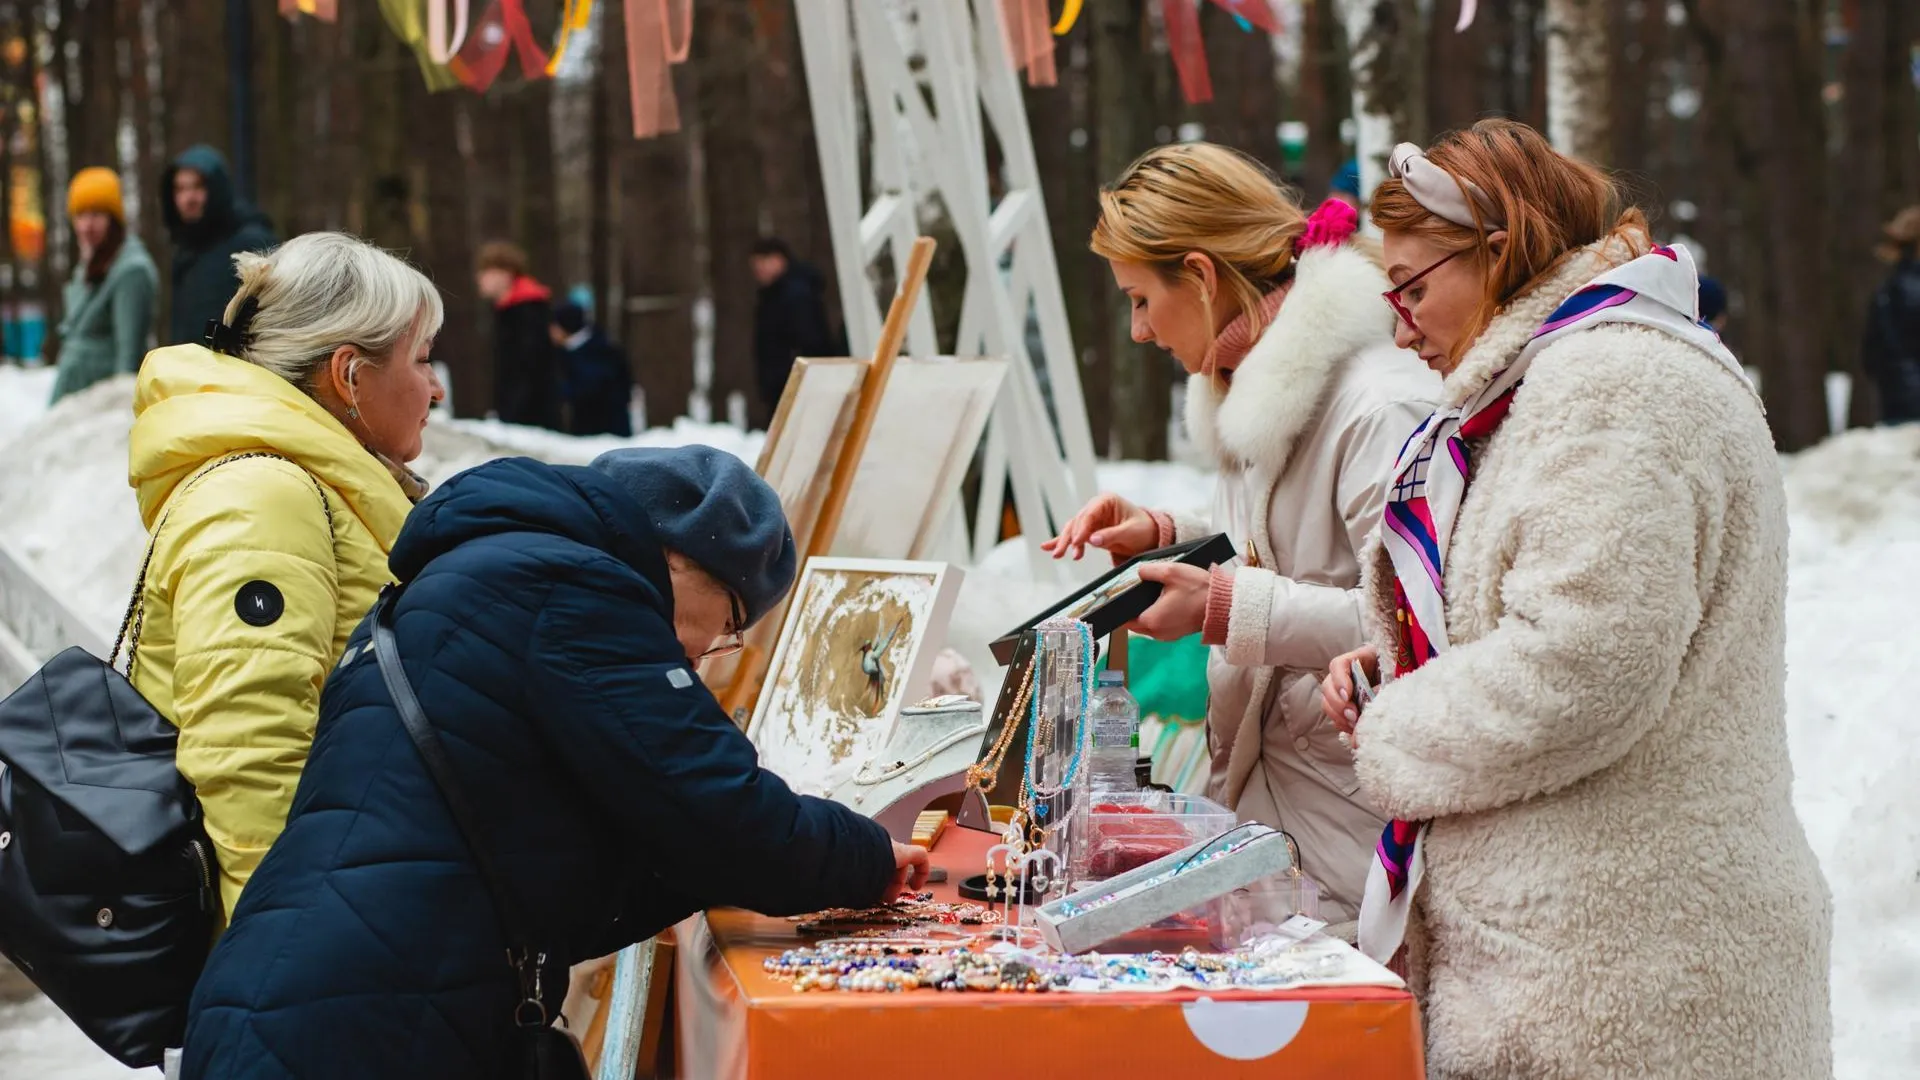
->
xmin=1322 ymin=120 xmax=1830 ymax=1078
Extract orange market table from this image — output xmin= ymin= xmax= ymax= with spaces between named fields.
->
xmin=673 ymin=826 xmax=1426 ymax=1079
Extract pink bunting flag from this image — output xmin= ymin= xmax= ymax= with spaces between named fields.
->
xmin=999 ymin=0 xmax=1058 ymax=87
xmin=628 ymin=0 xmax=693 ymax=138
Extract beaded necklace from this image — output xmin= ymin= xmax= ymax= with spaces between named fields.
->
xmin=1022 ymin=619 xmax=1095 ymax=802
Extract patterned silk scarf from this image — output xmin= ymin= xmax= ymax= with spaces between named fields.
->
xmin=1356 ymin=243 xmax=1751 ymax=964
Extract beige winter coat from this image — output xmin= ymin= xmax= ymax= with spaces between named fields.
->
xmin=1163 ymin=244 xmax=1440 ymax=926
xmin=1353 ymin=240 xmax=1833 ymax=1079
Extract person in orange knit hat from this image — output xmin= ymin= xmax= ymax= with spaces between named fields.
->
xmin=50 ymin=166 xmax=157 ymax=402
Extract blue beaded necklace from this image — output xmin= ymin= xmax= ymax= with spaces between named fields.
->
xmin=1021 ymin=619 xmax=1096 ymax=805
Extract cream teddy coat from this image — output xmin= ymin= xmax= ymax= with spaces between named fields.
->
xmin=1353 ymin=239 xmax=1833 ymax=1079
xmin=1163 ymin=244 xmax=1439 ymax=927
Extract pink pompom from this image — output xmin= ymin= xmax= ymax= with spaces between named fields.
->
xmin=1298 ymin=198 xmax=1360 ymax=252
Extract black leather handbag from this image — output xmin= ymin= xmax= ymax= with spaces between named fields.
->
xmin=0 ymin=452 xmax=309 ymax=1066
xmin=370 ymin=586 xmax=591 ymax=1080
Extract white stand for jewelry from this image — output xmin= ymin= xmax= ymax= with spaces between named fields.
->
xmin=836 ymin=694 xmax=989 ymax=842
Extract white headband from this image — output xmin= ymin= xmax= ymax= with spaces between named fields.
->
xmin=1387 ymin=143 xmax=1504 ymax=230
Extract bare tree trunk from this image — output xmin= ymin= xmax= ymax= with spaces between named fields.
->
xmin=693 ymin=0 xmax=762 ymax=425
xmin=587 ymin=17 xmax=613 ymax=322
xmin=1301 ymin=0 xmax=1350 ymax=194
xmin=1683 ymin=0 xmax=1830 ymax=450
xmin=750 ymin=0 xmax=836 ymax=325
xmin=1546 ymin=0 xmax=1611 ymax=163
xmin=1093 ymin=0 xmax=1169 ymax=460
xmin=1029 ymin=38 xmax=1106 ymax=454
xmin=1338 ymin=0 xmax=1423 ymax=203
xmin=608 ymin=1 xmax=695 ymax=427
xmin=414 ymin=80 xmax=485 ymax=417
xmin=1833 ymin=0 xmax=1920 ymax=427
xmin=1200 ymin=5 xmax=1284 ymax=172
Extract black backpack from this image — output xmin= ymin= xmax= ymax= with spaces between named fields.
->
xmin=0 ymin=452 xmax=323 ymax=1067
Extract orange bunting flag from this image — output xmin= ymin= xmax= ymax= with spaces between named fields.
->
xmin=279 ymin=0 xmax=338 ymax=22
xmin=627 ymin=0 xmax=692 ymax=138
xmin=1000 ymin=0 xmax=1057 ymax=87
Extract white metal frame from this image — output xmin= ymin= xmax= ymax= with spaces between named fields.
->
xmin=795 ymin=0 xmax=1098 ymax=576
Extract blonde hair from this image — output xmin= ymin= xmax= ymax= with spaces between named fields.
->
xmin=1090 ymin=142 xmax=1308 ymax=346
xmin=223 ymin=232 xmax=445 ymax=392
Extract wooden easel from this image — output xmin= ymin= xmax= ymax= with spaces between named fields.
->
xmin=717 ymin=236 xmax=938 ymax=721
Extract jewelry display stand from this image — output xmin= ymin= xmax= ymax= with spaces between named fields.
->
xmin=837 ymin=694 xmax=990 ymax=842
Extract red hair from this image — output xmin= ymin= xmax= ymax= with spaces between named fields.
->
xmin=1370 ymin=120 xmax=1647 ymax=358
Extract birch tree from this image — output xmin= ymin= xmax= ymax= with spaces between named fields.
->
xmin=1546 ymin=0 xmax=1610 ymax=162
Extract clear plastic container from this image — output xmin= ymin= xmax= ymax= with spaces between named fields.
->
xmin=1207 ymin=870 xmax=1323 ymax=949
xmin=1074 ymin=791 xmax=1235 ymax=883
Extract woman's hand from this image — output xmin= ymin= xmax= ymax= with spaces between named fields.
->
xmin=1321 ymin=645 xmax=1381 ymax=738
xmin=1041 ymin=493 xmax=1159 ymax=562
xmin=1127 ymin=563 xmax=1211 ymax=641
xmin=889 ymin=842 xmax=931 ymax=895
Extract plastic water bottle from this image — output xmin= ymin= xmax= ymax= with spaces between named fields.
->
xmin=1085 ymin=670 xmax=1140 ymax=796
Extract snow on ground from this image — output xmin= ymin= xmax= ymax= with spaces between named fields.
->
xmin=1 ymin=368 xmax=1918 ymax=1077
xmin=0 ymin=365 xmax=52 ymax=441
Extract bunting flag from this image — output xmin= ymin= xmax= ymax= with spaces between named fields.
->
xmin=1163 ymin=0 xmax=1283 ymax=106
xmin=1162 ymin=0 xmax=1210 ymax=104
xmin=448 ymin=0 xmax=554 ymax=92
xmin=1456 ymin=0 xmax=1478 ymax=32
xmin=1052 ymin=0 xmax=1083 ymax=35
xmin=1000 ymin=0 xmax=1057 ymax=87
xmin=378 ymin=0 xmax=463 ymax=92
xmin=628 ymin=0 xmax=693 ymax=138
xmin=428 ymin=0 xmax=471 ymax=64
xmin=545 ymin=0 xmax=595 ymax=77
xmin=279 ymin=0 xmax=338 ymax=21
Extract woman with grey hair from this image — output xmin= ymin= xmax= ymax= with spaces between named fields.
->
xmin=126 ymin=231 xmax=444 ymax=930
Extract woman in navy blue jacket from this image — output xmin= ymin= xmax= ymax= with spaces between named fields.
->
xmin=182 ymin=446 xmax=923 ymax=1078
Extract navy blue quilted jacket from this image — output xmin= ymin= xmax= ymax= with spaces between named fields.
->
xmin=181 ymin=457 xmax=894 ymax=1079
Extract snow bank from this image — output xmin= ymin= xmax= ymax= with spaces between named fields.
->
xmin=1779 ymin=424 xmax=1920 ymax=1075
xmin=0 ymin=365 xmax=53 ymax=440
xmin=3 ymin=363 xmax=1918 ymax=1077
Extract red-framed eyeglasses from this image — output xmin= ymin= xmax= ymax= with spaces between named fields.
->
xmin=1383 ymin=249 xmax=1464 ymax=329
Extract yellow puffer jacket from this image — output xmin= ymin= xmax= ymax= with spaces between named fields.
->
xmin=127 ymin=344 xmax=415 ymax=928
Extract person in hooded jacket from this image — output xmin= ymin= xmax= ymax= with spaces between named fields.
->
xmin=1862 ymin=205 xmax=1920 ymax=424
xmin=1046 ymin=143 xmax=1439 ymax=935
xmin=49 ymin=166 xmax=157 ymax=402
xmin=181 ymin=446 xmax=926 ymax=1079
xmin=550 ymin=300 xmax=633 ymax=436
xmin=129 ymin=232 xmax=443 ymax=929
xmin=159 ymin=145 xmax=277 ymax=346
xmin=749 ymin=237 xmax=838 ymax=428
xmin=1322 ymin=120 xmax=1828 ymax=1080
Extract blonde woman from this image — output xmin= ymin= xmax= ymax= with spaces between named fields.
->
xmin=1321 ymin=120 xmax=1828 ymax=1078
xmin=128 ymin=232 xmax=444 ymax=928
xmin=1046 ymin=144 xmax=1439 ymax=931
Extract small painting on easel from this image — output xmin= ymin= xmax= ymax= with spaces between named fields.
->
xmin=748 ymin=558 xmax=962 ymax=797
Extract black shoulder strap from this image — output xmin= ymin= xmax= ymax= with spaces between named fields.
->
xmin=371 ymin=586 xmax=552 ymax=1026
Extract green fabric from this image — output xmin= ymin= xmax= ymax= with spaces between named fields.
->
xmin=50 ymin=235 xmax=157 ymax=403
xmin=1120 ymin=632 xmax=1210 ymax=723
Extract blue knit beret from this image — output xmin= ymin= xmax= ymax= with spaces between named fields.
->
xmin=588 ymin=446 xmax=797 ymax=629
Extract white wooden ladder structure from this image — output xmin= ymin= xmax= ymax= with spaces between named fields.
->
xmin=795 ymin=0 xmax=1098 ymax=576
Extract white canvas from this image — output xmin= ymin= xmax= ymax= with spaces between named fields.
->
xmin=748 ymin=558 xmax=963 ymax=797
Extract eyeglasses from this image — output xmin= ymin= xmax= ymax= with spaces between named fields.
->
xmin=698 ymin=592 xmax=747 ymax=662
xmin=1382 ymin=249 xmax=1463 ymax=329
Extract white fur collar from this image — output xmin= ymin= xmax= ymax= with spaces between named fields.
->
xmin=1440 ymin=234 xmax=1640 ymax=406
xmin=1185 ymin=244 xmax=1396 ymax=469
